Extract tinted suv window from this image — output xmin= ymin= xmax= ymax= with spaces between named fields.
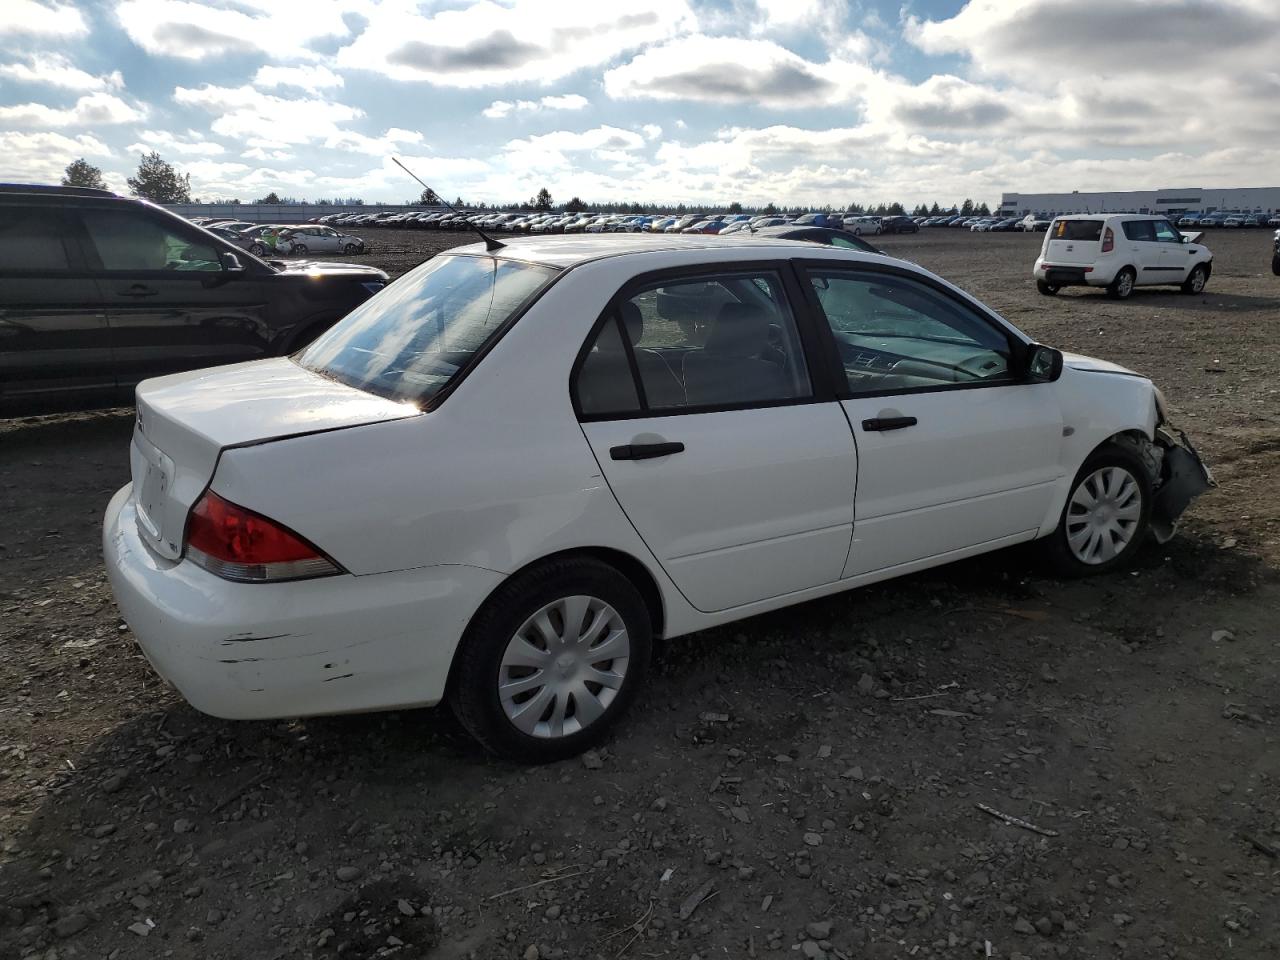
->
xmin=0 ymin=207 xmax=75 ymax=271
xmin=1051 ymin=220 xmax=1103 ymax=241
xmin=300 ymin=255 xmax=556 ymax=406
xmin=807 ymin=270 xmax=1011 ymax=394
xmin=80 ymin=209 xmax=220 ymax=271
xmin=1122 ymin=220 xmax=1156 ymax=242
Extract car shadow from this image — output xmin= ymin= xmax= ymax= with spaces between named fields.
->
xmin=1050 ymin=288 xmax=1278 ymax=312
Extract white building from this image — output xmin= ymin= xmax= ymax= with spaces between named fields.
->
xmin=998 ymin=186 xmax=1280 ymax=217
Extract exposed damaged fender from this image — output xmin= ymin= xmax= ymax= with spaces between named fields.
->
xmin=1149 ymin=426 xmax=1214 ymax=543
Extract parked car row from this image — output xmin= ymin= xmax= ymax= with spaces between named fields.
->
xmin=1176 ymin=211 xmax=1280 ymax=228
xmin=189 ymin=217 xmax=366 ymax=257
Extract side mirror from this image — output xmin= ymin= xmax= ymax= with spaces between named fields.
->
xmin=1025 ymin=343 xmax=1063 ymax=383
xmin=1181 ymin=234 xmax=1190 ymax=243
xmin=221 ymin=252 xmax=245 ymax=272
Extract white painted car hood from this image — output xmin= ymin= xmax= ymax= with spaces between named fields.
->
xmin=1061 ymin=352 xmax=1144 ymax=378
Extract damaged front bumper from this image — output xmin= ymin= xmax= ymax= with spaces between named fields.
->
xmin=1150 ymin=425 xmax=1214 ymax=543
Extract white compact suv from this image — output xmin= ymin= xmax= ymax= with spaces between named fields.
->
xmin=1034 ymin=214 xmax=1212 ymax=299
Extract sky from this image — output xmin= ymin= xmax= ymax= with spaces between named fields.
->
xmin=2 ymin=0 xmax=1280 ymax=208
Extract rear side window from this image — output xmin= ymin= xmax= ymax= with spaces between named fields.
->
xmin=0 ymin=207 xmax=75 ymax=271
xmin=1122 ymin=220 xmax=1156 ymax=242
xmin=300 ymin=255 xmax=557 ymax=406
xmin=80 ymin=209 xmax=220 ymax=271
xmin=1051 ymin=220 xmax=1103 ymax=241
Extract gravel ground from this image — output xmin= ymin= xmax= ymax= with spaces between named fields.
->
xmin=1 ymin=226 xmax=1277 ymax=960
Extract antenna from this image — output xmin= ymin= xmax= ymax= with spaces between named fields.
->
xmin=392 ymin=156 xmax=505 ymax=252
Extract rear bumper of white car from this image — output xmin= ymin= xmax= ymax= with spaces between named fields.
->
xmin=103 ymin=485 xmax=502 ymax=720
xmin=1033 ymin=261 xmax=1117 ymax=287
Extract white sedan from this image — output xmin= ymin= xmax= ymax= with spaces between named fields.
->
xmin=104 ymin=235 xmax=1212 ymax=762
xmin=284 ymin=225 xmax=366 ymax=255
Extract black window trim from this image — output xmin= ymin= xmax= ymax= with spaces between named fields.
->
xmin=790 ymin=257 xmax=1038 ymax=403
xmin=569 ymin=260 xmax=840 ymax=423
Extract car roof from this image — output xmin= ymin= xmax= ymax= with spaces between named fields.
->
xmin=443 ymin=232 xmax=887 ymax=269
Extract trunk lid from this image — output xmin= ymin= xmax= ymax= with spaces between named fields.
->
xmin=1043 ymin=218 xmax=1105 ymax=266
xmin=130 ymin=358 xmax=420 ymax=559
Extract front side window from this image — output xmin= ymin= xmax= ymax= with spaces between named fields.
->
xmin=574 ymin=271 xmax=811 ymax=417
xmin=299 ymin=255 xmax=557 ymax=406
xmin=1153 ymin=220 xmax=1182 ymax=243
xmin=807 ymin=270 xmax=1013 ymax=394
xmin=80 ymin=210 xmax=220 ymax=271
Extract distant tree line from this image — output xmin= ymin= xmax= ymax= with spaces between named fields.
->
xmin=65 ymin=159 xmax=996 ymax=215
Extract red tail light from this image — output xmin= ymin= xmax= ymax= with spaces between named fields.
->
xmin=186 ymin=491 xmax=340 ymax=583
xmin=1101 ymin=227 xmax=1114 ymax=253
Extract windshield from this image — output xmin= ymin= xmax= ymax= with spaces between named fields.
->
xmin=298 ymin=255 xmax=558 ymax=406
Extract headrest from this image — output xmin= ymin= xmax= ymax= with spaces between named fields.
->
xmin=704 ymin=302 xmax=770 ymax=357
xmin=619 ymin=301 xmax=644 ymax=345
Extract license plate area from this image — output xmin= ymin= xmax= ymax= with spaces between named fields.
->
xmin=133 ymin=431 xmax=175 ymax=544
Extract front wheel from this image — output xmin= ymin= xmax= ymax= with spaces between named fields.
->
xmin=1272 ymin=252 xmax=1280 ymax=276
xmin=1106 ymin=267 xmax=1136 ymax=299
xmin=292 ymin=243 xmax=308 ymax=255
xmin=1036 ymin=279 xmax=1060 ymax=296
xmin=450 ymin=558 xmax=652 ymax=763
xmin=344 ymin=243 xmax=359 ymax=254
xmin=249 ymin=242 xmax=266 ymax=256
xmin=1040 ymin=441 xmax=1153 ymax=577
xmin=1181 ymin=264 xmax=1207 ymax=294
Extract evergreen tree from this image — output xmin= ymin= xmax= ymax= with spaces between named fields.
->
xmin=960 ymin=198 xmax=974 ymax=216
xmin=565 ymin=196 xmax=587 ymax=213
xmin=533 ymin=187 xmax=553 ymax=211
xmin=61 ymin=158 xmax=107 ymax=190
xmin=418 ymin=188 xmax=440 ymax=205
xmin=727 ymin=201 xmax=743 ymax=214
xmin=256 ymin=191 xmax=282 ymax=204
xmin=976 ymin=201 xmax=991 ymax=216
xmin=127 ymin=152 xmax=191 ymax=203
xmin=887 ymin=202 xmax=905 ymax=216
xmin=929 ymin=202 xmax=942 ymax=215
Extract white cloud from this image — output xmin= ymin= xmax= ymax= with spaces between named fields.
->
xmin=116 ymin=0 xmax=356 ymax=61
xmin=128 ymin=129 xmax=225 ymax=156
xmin=253 ymin=64 xmax=345 ymax=93
xmin=323 ymin=126 xmax=424 ymax=154
xmin=0 ymin=131 xmax=110 ymax=184
xmin=174 ymin=84 xmax=363 ymax=145
xmin=603 ymin=36 xmax=870 ymax=107
xmin=336 ymin=0 xmax=695 ymax=86
xmin=0 ymin=0 xmax=87 ymax=36
xmin=0 ymin=53 xmax=123 ymax=92
xmin=642 ymin=123 xmax=662 ymax=140
xmin=501 ymin=125 xmax=647 ymax=174
xmin=482 ymin=93 xmax=589 ymax=118
xmin=0 ymin=92 xmax=145 ymax=127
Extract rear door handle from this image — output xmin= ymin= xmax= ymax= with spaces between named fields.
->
xmin=862 ymin=416 xmax=917 ymax=432
xmin=610 ymin=441 xmax=684 ymax=461
xmin=118 ymin=284 xmax=159 ymax=298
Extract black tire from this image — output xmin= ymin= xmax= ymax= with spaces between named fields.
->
xmin=1039 ymin=440 xmax=1153 ymax=578
xmin=1106 ymin=267 xmax=1136 ymax=299
xmin=292 ymin=243 xmax=308 ymax=255
xmin=344 ymin=243 xmax=359 ymax=254
xmin=1036 ymin=279 xmax=1060 ymax=296
xmin=450 ymin=557 xmax=652 ymax=763
xmin=1272 ymin=253 xmax=1280 ymax=276
xmin=249 ymin=243 xmax=266 ymax=256
xmin=1181 ymin=263 xmax=1208 ymax=294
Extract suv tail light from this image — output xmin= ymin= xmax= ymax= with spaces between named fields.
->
xmin=1101 ymin=227 xmax=1115 ymax=253
xmin=185 ymin=491 xmax=341 ymax=583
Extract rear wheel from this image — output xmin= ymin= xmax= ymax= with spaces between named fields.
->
xmin=450 ymin=558 xmax=652 ymax=763
xmin=1272 ymin=252 xmax=1280 ymax=276
xmin=1040 ymin=441 xmax=1152 ymax=577
xmin=249 ymin=242 xmax=266 ymax=256
xmin=1181 ymin=264 xmax=1207 ymax=294
xmin=292 ymin=243 xmax=308 ymax=255
xmin=1036 ymin=279 xmax=1060 ymax=296
xmin=1106 ymin=267 xmax=1136 ymax=299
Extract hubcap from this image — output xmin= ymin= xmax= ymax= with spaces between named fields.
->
xmin=1192 ymin=270 xmax=1204 ymax=292
xmin=498 ymin=596 xmax=630 ymax=739
xmin=1118 ymin=273 xmax=1133 ymax=296
xmin=1066 ymin=466 xmax=1142 ymax=564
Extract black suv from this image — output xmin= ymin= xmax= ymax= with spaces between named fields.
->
xmin=0 ymin=184 xmax=389 ymax=414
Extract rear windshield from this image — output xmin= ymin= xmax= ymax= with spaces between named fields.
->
xmin=299 ymin=254 xmax=558 ymax=406
xmin=1051 ymin=220 xmax=1103 ymax=241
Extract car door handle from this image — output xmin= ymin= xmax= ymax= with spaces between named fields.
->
xmin=118 ymin=284 xmax=159 ymax=298
xmin=862 ymin=416 xmax=917 ymax=432
xmin=610 ymin=441 xmax=684 ymax=460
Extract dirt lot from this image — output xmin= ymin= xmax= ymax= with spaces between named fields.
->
xmin=2 ymin=227 xmax=1278 ymax=960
